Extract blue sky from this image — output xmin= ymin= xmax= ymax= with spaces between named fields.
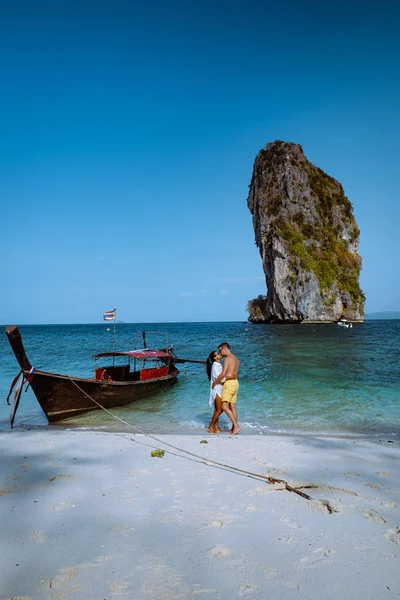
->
xmin=1 ymin=0 xmax=399 ymax=323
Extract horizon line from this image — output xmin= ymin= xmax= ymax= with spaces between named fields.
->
xmin=1 ymin=320 xmax=250 ymax=327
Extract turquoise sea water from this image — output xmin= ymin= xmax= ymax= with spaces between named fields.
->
xmin=1 ymin=322 xmax=399 ymax=436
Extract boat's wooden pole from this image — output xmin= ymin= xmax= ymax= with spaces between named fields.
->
xmin=174 ymin=357 xmax=207 ymax=365
xmin=5 ymin=326 xmax=32 ymax=372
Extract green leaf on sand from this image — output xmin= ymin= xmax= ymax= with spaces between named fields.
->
xmin=151 ymin=449 xmax=165 ymax=458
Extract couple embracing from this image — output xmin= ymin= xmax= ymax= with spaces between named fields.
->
xmin=206 ymin=342 xmax=240 ymax=435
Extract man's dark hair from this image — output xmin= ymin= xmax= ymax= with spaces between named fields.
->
xmin=218 ymin=342 xmax=230 ymax=351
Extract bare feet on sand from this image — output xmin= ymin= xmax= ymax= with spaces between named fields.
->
xmin=208 ymin=426 xmax=222 ymax=434
xmin=230 ymin=426 xmax=240 ymax=435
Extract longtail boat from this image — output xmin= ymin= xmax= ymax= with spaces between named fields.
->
xmin=5 ymin=325 xmax=184 ymax=426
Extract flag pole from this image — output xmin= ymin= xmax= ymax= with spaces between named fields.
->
xmin=113 ymin=309 xmax=117 ymax=352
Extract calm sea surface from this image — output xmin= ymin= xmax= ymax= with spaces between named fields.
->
xmin=1 ymin=322 xmax=399 ymax=436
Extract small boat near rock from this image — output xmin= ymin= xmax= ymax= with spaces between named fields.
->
xmin=5 ymin=325 xmax=189 ymax=426
xmin=337 ymin=319 xmax=353 ymax=328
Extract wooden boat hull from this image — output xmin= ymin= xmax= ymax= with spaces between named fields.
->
xmin=29 ymin=369 xmax=179 ymax=422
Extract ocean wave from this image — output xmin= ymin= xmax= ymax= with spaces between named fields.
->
xmin=178 ymin=420 xmax=207 ymax=428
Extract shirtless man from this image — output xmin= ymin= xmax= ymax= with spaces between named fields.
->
xmin=212 ymin=342 xmax=240 ymax=435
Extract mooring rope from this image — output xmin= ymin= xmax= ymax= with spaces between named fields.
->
xmin=67 ymin=377 xmax=312 ymax=501
xmin=7 ymin=367 xmax=36 ymax=428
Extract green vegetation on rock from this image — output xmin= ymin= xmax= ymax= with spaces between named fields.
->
xmin=246 ymin=295 xmax=267 ymax=320
xmin=272 ymin=217 xmax=364 ymax=304
xmin=304 ymin=164 xmax=353 ymax=222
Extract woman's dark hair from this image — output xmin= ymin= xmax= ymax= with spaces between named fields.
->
xmin=206 ymin=350 xmax=218 ymax=380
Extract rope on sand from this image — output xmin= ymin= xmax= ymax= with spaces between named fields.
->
xmin=67 ymin=377 xmax=313 ymax=501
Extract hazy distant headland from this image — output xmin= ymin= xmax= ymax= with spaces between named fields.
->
xmin=365 ymin=311 xmax=400 ymax=320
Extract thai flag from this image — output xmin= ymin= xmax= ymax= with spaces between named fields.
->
xmin=103 ymin=309 xmax=116 ymax=321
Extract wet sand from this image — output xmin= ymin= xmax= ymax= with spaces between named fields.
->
xmin=1 ymin=429 xmax=399 ymax=599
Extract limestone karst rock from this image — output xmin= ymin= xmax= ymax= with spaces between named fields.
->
xmin=247 ymin=141 xmax=365 ymax=323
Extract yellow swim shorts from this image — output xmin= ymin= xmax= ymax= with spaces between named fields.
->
xmin=221 ymin=380 xmax=239 ymax=404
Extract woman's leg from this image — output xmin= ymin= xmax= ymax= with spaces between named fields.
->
xmin=208 ymin=394 xmax=223 ymax=433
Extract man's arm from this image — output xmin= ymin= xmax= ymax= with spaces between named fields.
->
xmin=212 ymin=357 xmax=230 ymax=389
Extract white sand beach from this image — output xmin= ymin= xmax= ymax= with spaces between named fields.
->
xmin=1 ymin=429 xmax=399 ymax=600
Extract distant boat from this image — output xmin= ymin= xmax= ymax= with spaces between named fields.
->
xmin=5 ymin=325 xmax=180 ymax=425
xmin=337 ymin=319 xmax=353 ymax=328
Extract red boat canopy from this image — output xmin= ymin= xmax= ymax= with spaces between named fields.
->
xmin=93 ymin=350 xmax=171 ymax=360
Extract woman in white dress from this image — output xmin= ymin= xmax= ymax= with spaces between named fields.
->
xmin=206 ymin=350 xmax=224 ymax=433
